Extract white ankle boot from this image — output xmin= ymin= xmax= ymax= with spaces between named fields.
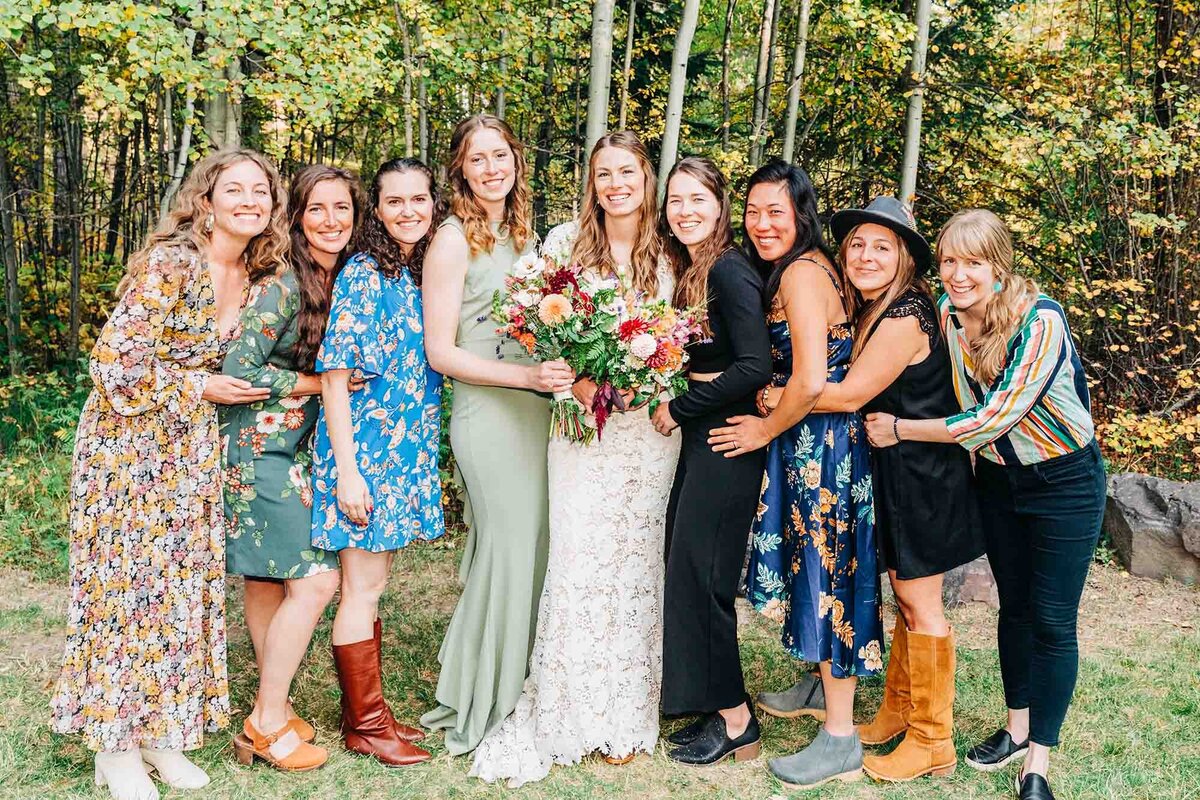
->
xmin=94 ymin=750 xmax=159 ymax=800
xmin=140 ymin=748 xmax=210 ymax=790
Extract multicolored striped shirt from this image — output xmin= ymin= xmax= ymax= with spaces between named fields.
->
xmin=939 ymin=293 xmax=1094 ymax=466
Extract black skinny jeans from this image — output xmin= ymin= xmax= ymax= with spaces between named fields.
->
xmin=974 ymin=439 xmax=1106 ymax=747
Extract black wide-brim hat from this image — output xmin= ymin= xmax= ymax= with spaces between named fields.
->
xmin=830 ymin=196 xmax=932 ymax=271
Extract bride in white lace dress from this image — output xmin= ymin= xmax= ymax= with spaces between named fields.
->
xmin=470 ymin=132 xmax=680 ymax=787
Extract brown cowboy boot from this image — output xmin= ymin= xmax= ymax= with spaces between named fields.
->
xmin=863 ymin=627 xmax=957 ymax=781
xmin=859 ymin=617 xmax=911 ymax=746
xmin=333 ymin=636 xmax=430 ymax=766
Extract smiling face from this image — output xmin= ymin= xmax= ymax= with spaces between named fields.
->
xmin=845 ymin=223 xmax=902 ymax=300
xmin=375 ymin=169 xmax=435 ymax=255
xmin=301 ymin=178 xmax=355 ymax=265
xmin=592 ymin=145 xmax=646 ymax=219
xmin=462 ymin=127 xmax=515 ymax=212
xmin=665 ymin=171 xmax=719 ymax=248
xmin=939 ymin=248 xmax=998 ymax=313
xmin=744 ymin=181 xmax=797 ymax=262
xmin=207 ymin=159 xmax=273 ymax=242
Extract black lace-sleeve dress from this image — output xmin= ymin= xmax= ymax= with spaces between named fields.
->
xmin=862 ymin=290 xmax=984 ymax=579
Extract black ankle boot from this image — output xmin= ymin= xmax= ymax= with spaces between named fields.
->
xmin=666 ymin=714 xmax=713 ymax=747
xmin=667 ymin=708 xmax=761 ymax=765
xmin=1016 ymin=771 xmax=1055 ymax=800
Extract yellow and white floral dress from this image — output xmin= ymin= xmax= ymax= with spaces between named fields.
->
xmin=50 ymin=245 xmax=234 ymax=753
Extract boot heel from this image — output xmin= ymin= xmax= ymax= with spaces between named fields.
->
xmin=734 ymin=740 xmax=762 ymax=761
xmin=232 ymin=735 xmax=255 ymax=766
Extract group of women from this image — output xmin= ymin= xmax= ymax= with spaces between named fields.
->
xmin=50 ymin=114 xmax=1105 ymax=800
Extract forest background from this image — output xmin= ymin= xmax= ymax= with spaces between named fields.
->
xmin=0 ymin=0 xmax=1198 ymax=561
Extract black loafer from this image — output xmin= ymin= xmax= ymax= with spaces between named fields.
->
xmin=666 ymin=714 xmax=713 ymax=746
xmin=965 ymin=728 xmax=1029 ymax=772
xmin=1016 ymin=771 xmax=1055 ymax=800
xmin=667 ymin=709 xmax=761 ymax=765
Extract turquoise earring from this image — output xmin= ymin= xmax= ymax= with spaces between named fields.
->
xmin=993 ymin=281 xmax=1003 ymax=291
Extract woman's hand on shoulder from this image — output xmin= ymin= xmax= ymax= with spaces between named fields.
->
xmin=203 ymin=374 xmax=271 ymax=405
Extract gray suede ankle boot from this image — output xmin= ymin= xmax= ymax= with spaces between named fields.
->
xmin=768 ymin=727 xmax=863 ymax=789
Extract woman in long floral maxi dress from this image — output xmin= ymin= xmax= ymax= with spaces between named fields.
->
xmin=50 ymin=149 xmax=289 ymax=800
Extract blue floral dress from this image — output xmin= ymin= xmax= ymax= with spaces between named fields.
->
xmin=747 ymin=261 xmax=883 ymax=678
xmin=310 ymin=253 xmax=444 ymax=552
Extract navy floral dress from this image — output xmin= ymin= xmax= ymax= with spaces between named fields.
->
xmin=748 ymin=261 xmax=883 ymax=678
xmin=309 ymin=253 xmax=445 ymax=552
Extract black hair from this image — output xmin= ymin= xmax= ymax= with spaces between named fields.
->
xmin=742 ymin=159 xmax=836 ymax=308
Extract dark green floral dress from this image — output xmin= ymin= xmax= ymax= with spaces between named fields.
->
xmin=220 ymin=269 xmax=337 ymax=580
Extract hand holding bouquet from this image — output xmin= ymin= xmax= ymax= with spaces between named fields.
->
xmin=493 ymin=241 xmax=704 ymax=443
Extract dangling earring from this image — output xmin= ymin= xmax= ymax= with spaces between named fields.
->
xmin=993 ymin=280 xmax=1003 ymax=292
xmin=203 ymin=214 xmax=215 ymax=234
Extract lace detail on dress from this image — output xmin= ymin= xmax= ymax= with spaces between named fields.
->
xmin=469 ymin=227 xmax=681 ymax=788
xmin=882 ymin=289 xmax=939 ymax=349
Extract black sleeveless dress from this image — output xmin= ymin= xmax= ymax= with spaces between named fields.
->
xmin=863 ymin=290 xmax=983 ymax=580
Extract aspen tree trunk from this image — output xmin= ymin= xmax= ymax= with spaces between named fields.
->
xmin=781 ymin=0 xmax=813 ymax=163
xmin=720 ymin=0 xmax=737 ymax=151
xmin=497 ymin=28 xmax=508 ymax=119
xmin=749 ymin=0 xmax=778 ymax=166
xmin=898 ymin=0 xmax=932 ymax=202
xmin=617 ymin=0 xmax=637 ymax=129
xmin=417 ymin=22 xmax=429 ymax=162
xmin=584 ymin=0 xmax=617 ymax=176
xmin=397 ymin=1 xmax=414 ymax=156
xmin=656 ymin=0 xmax=701 ymax=196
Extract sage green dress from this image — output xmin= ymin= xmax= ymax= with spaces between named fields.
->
xmin=421 ymin=216 xmax=551 ymax=756
xmin=220 ymin=270 xmax=337 ymax=579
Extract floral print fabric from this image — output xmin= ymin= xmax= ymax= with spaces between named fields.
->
xmin=50 ymin=245 xmax=232 ymax=752
xmin=310 ymin=253 xmax=445 ymax=552
xmin=748 ymin=307 xmax=883 ymax=678
xmin=221 ymin=269 xmax=336 ymax=579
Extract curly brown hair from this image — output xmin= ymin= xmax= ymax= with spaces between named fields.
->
xmin=353 ymin=158 xmax=447 ymax=286
xmin=288 ymin=165 xmax=367 ymax=371
xmin=447 ymin=115 xmax=532 ymax=257
xmin=119 ymin=147 xmax=289 ymax=298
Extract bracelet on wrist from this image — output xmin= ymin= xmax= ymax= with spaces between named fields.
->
xmin=893 ymin=417 xmax=902 ymax=443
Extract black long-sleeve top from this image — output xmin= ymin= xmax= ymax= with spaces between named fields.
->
xmin=667 ymin=249 xmax=772 ymax=424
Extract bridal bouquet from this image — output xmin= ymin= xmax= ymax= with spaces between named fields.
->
xmin=493 ymin=241 xmax=704 ymax=444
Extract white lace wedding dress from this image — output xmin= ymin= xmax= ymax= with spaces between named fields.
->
xmin=470 ymin=223 xmax=681 ymax=787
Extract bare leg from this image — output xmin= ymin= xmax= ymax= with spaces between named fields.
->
xmin=890 ymin=571 xmax=949 ymax=636
xmin=331 ymin=549 xmax=394 ymax=646
xmin=819 ymin=660 xmax=858 ymax=736
xmin=243 ymin=578 xmax=286 ymax=671
xmin=250 ymin=569 xmax=341 ymax=745
xmin=1023 ymin=742 xmax=1051 ymax=778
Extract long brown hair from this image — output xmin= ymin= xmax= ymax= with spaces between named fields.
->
xmin=119 ymin=147 xmax=288 ymax=297
xmin=447 ymin=114 xmax=532 ymax=257
xmin=353 ymin=158 xmax=447 ymax=286
xmin=573 ymin=131 xmax=661 ymax=296
xmin=288 ymin=165 xmax=366 ymax=371
xmin=840 ymin=224 xmax=931 ymax=359
xmin=662 ymin=157 xmax=734 ymax=333
xmin=936 ymin=209 xmax=1038 ymax=384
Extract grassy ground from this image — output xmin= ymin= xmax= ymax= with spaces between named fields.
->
xmin=1 ymin=540 xmax=1198 ymax=800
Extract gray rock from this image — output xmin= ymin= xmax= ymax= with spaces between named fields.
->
xmin=943 ymin=555 xmax=999 ymax=609
xmin=1105 ymin=473 xmax=1200 ymax=585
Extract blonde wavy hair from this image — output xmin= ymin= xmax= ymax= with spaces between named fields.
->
xmin=936 ymin=209 xmax=1039 ymax=384
xmin=840 ymin=224 xmax=930 ymax=359
xmin=573 ymin=131 xmax=662 ymax=296
xmin=118 ymin=147 xmax=289 ymax=298
xmin=447 ymin=115 xmax=532 ymax=258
